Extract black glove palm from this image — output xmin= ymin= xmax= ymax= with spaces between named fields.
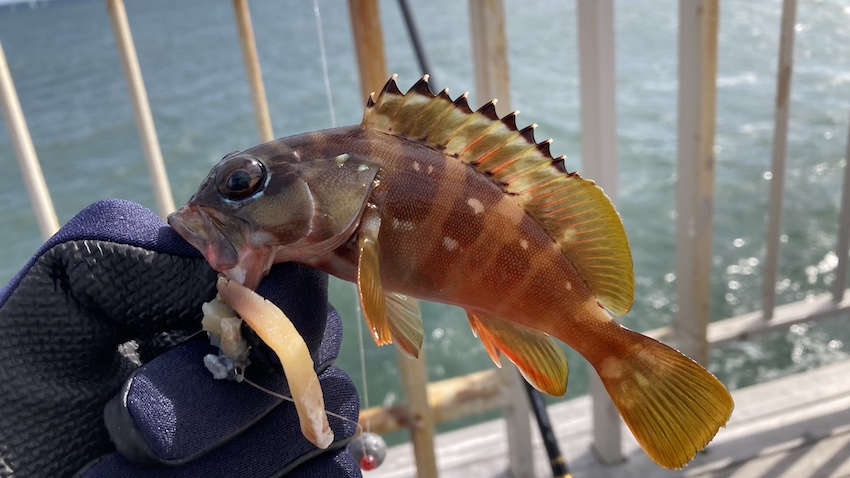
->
xmin=0 ymin=200 xmax=361 ymax=477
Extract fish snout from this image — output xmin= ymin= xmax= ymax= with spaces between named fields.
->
xmin=168 ymin=204 xmax=239 ymax=273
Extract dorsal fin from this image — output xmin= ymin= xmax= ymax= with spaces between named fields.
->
xmin=362 ymin=75 xmax=634 ymax=314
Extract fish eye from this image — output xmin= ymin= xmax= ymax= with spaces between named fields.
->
xmin=215 ymin=155 xmax=267 ymax=200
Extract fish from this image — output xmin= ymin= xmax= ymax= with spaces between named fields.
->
xmin=168 ymin=75 xmax=733 ymax=469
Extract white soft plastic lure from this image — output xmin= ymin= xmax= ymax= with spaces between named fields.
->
xmin=214 ymin=276 xmax=333 ymax=449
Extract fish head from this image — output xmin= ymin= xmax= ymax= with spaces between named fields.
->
xmin=169 ymin=142 xmax=380 ymax=289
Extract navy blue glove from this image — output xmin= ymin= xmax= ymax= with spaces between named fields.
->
xmin=0 ymin=199 xmax=361 ymax=477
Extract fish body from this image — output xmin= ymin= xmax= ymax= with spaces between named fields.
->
xmin=169 ymin=76 xmax=733 ymax=469
xmin=278 ymin=126 xmax=579 ymax=328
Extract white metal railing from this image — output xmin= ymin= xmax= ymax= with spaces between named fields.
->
xmin=762 ymin=0 xmax=798 ymax=319
xmin=574 ymin=0 xmax=624 ymax=464
xmin=4 ymin=0 xmax=850 ymax=476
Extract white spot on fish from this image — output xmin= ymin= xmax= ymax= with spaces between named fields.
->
xmin=498 ymin=196 xmax=525 ymax=225
xmin=520 ymin=239 xmax=529 ymax=250
xmin=599 ymin=357 xmax=623 ymax=380
xmin=442 ymin=236 xmax=459 ymax=251
xmin=467 ymin=198 xmax=485 ymax=214
xmin=357 ymin=164 xmax=370 ymax=172
xmin=566 ymin=281 xmax=572 ymax=291
xmin=392 ymin=218 xmax=415 ymax=232
xmin=413 ymin=161 xmax=420 ymax=171
xmin=427 ymin=165 xmax=434 ymax=174
xmin=334 ymin=153 xmax=350 ymax=165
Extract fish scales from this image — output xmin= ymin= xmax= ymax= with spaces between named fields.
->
xmin=275 ymin=125 xmax=591 ymax=334
xmin=169 ymin=75 xmax=734 ymax=470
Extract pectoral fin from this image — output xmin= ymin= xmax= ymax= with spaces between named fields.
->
xmin=357 ymin=207 xmax=425 ymax=357
xmin=357 ymin=207 xmax=390 ymax=345
xmin=467 ymin=312 xmax=568 ymax=396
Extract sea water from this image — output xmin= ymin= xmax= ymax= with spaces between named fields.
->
xmin=1 ymin=0 xmax=850 ymax=442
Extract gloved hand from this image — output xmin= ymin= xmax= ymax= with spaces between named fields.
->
xmin=0 ymin=199 xmax=361 ymax=477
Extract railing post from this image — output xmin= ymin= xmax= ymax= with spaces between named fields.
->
xmin=833 ymin=114 xmax=850 ymax=303
xmin=0 ymin=41 xmax=59 ymax=240
xmin=762 ymin=0 xmax=798 ymax=318
xmin=348 ymin=2 xmax=438 ymax=477
xmin=231 ymin=0 xmax=274 ymax=143
xmin=673 ymin=0 xmax=719 ymax=366
xmin=576 ymin=0 xmax=624 ymax=465
xmin=469 ymin=2 xmax=534 ymax=476
xmin=348 ymin=0 xmax=389 ymax=102
xmin=105 ymin=0 xmax=175 ymax=218
xmin=469 ymin=0 xmax=512 ymax=117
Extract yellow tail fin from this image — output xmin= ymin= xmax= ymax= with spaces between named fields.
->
xmin=594 ymin=328 xmax=733 ymax=469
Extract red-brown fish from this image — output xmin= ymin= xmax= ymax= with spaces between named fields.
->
xmin=168 ymin=75 xmax=733 ymax=469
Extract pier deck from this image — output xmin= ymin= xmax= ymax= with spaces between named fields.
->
xmin=371 ymin=359 xmax=850 ymax=478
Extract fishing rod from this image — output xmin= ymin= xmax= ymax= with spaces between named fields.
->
xmin=525 ymin=379 xmax=573 ymax=478
xmin=398 ymin=0 xmax=437 ymax=87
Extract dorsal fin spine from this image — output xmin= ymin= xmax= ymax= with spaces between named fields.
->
xmin=427 ymin=105 xmax=476 ymax=147
xmin=537 ymin=139 xmax=553 ymax=157
xmin=519 ymin=124 xmax=537 ymax=144
xmin=410 ymin=75 xmax=434 ymax=97
xmin=460 ymin=120 xmax=506 ymax=156
xmin=502 ymin=161 xmax=555 ymax=190
xmin=487 ymin=144 xmax=540 ymax=174
xmin=477 ymin=100 xmax=499 ymax=121
xmin=391 ymin=85 xmax=417 ymax=122
xmin=384 ymin=74 xmax=402 ymax=96
xmin=408 ymin=98 xmax=456 ymax=140
xmin=453 ymin=93 xmax=473 ymax=114
xmin=501 ymin=110 xmax=520 ymax=130
xmin=470 ymin=130 xmax=523 ymax=166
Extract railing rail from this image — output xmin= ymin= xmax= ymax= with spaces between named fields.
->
xmin=4 ymin=0 xmax=850 ymax=476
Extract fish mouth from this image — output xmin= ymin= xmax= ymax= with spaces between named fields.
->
xmin=168 ymin=204 xmax=275 ymax=289
xmin=168 ymin=204 xmax=240 ymax=275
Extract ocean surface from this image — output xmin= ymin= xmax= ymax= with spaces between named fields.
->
xmin=2 ymin=0 xmax=850 ymax=442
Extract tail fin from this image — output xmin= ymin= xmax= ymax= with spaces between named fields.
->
xmin=594 ymin=328 xmax=733 ymax=469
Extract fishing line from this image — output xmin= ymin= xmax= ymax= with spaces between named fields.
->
xmin=312 ymin=0 xmax=336 ymax=128
xmin=241 ymin=375 xmax=364 ymax=435
xmin=242 ymin=373 xmax=386 ymax=470
xmin=312 ymin=2 xmax=383 ymax=467
xmin=313 ymin=0 xmax=372 ymax=436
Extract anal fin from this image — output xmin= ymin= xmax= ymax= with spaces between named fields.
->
xmin=467 ymin=312 xmax=568 ymax=396
xmin=357 ymin=206 xmax=425 ymax=357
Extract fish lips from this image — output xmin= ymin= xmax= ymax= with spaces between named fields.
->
xmin=168 ymin=204 xmax=240 ymax=275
